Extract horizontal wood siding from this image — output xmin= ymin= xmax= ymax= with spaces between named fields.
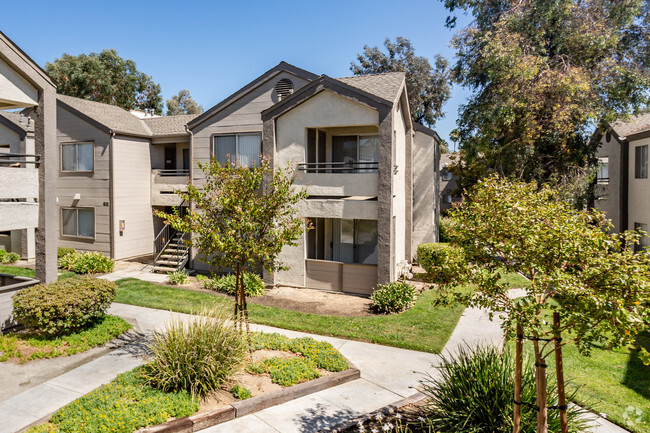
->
xmin=112 ymin=136 xmax=154 ymax=259
xmin=56 ymin=107 xmax=111 ymax=254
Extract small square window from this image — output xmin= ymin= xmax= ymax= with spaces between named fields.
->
xmin=61 ymin=143 xmax=94 ymax=172
xmin=62 ymin=208 xmax=95 ymax=238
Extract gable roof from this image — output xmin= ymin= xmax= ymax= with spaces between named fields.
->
xmin=335 ymin=72 xmax=405 ymax=104
xmin=57 ymin=94 xmax=152 ymax=138
xmin=0 ymin=110 xmax=33 ymax=137
xmin=143 ymin=114 xmax=198 ymax=136
xmin=414 ymin=122 xmax=441 ymax=142
xmin=611 ymin=111 xmax=650 ymax=139
xmin=188 ymin=61 xmax=319 ymax=130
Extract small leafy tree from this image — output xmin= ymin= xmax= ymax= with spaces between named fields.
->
xmin=444 ymin=176 xmax=650 ymax=433
xmin=156 ymin=158 xmax=306 ymax=348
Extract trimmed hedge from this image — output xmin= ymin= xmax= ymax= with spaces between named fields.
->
xmin=58 ymin=251 xmax=115 ymax=274
xmin=417 ymin=243 xmax=465 ymax=285
xmin=13 ymin=277 xmax=117 ymax=336
xmin=370 ymin=281 xmax=416 ymax=314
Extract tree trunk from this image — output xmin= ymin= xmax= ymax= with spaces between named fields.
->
xmin=553 ymin=313 xmax=568 ymax=433
xmin=533 ymin=339 xmax=548 ymax=433
xmin=236 ymin=263 xmax=253 ymax=354
xmin=234 ymin=264 xmax=240 ymax=332
xmin=513 ymin=323 xmax=523 ymax=433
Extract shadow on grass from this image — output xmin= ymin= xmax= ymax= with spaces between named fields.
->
xmin=623 ymin=331 xmax=650 ymax=402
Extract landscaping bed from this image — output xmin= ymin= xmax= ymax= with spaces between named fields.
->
xmin=27 ymin=332 xmax=358 ymax=433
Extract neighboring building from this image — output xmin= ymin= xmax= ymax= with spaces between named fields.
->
xmin=439 ymin=153 xmax=460 ymax=213
xmin=595 ymin=112 xmax=650 ymax=249
xmin=189 ymin=63 xmax=441 ymax=294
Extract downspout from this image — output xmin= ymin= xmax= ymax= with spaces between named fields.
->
xmin=109 ymin=132 xmax=115 ymax=259
xmin=185 ymin=125 xmax=194 ymax=267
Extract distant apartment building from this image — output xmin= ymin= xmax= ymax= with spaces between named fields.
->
xmin=439 ymin=153 xmax=461 ymax=214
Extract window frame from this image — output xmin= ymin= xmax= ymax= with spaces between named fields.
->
xmin=331 ymin=133 xmax=379 ymax=173
xmin=60 ymin=207 xmax=96 ymax=239
xmin=211 ymin=132 xmax=262 ymax=167
xmin=306 ymin=217 xmax=378 ymax=265
xmin=635 ymin=145 xmax=648 ymax=179
xmin=60 ymin=142 xmax=95 ymax=173
xmin=597 ymin=157 xmax=609 ymax=184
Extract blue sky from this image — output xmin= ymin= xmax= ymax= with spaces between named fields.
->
xmin=1 ymin=0 xmax=472 ymax=148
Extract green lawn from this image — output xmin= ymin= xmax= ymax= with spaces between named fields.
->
xmin=0 ymin=265 xmax=76 ymax=280
xmin=114 ymin=277 xmax=485 ymax=354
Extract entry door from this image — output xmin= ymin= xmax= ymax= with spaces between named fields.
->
xmin=164 ymin=146 xmax=176 ymax=170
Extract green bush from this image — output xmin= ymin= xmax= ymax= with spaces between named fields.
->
xmin=0 ymin=249 xmax=20 ymax=264
xmin=58 ymin=251 xmax=114 ymax=274
xmin=417 ymin=242 xmax=465 ymax=285
xmin=210 ymin=272 xmax=265 ymax=297
xmin=140 ymin=308 xmax=247 ymax=396
xmin=248 ymin=357 xmax=320 ymax=386
xmin=13 ymin=277 xmax=116 ymax=336
xmin=168 ymin=269 xmax=189 ymax=285
xmin=420 ymin=345 xmax=590 ymax=433
xmin=370 ymin=281 xmax=416 ymax=314
xmin=438 ymin=216 xmax=456 ymax=243
xmin=195 ymin=273 xmax=208 ymax=282
xmin=29 ymin=367 xmax=198 ymax=433
xmin=251 ymin=333 xmax=348 ymax=372
xmin=230 ymin=384 xmax=251 ymax=400
xmin=57 ymin=247 xmax=76 ymax=259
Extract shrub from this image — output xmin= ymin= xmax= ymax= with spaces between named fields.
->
xmin=248 ymin=357 xmax=320 ymax=386
xmin=0 ymin=249 xmax=20 ymax=264
xmin=57 ymin=247 xmax=76 ymax=259
xmin=58 ymin=251 xmax=115 ymax=274
xmin=417 ymin=242 xmax=465 ymax=285
xmin=251 ymin=333 xmax=349 ymax=372
xmin=13 ymin=277 xmax=116 ymax=336
xmin=195 ymin=273 xmax=208 ymax=282
xmin=420 ymin=345 xmax=590 ymax=433
xmin=230 ymin=384 xmax=251 ymax=400
xmin=140 ymin=307 xmax=247 ymax=396
xmin=211 ymin=272 xmax=265 ymax=297
xmin=370 ymin=281 xmax=416 ymax=314
xmin=168 ymin=269 xmax=189 ymax=285
xmin=438 ymin=216 xmax=457 ymax=243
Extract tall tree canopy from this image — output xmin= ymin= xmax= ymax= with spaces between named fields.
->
xmin=46 ymin=49 xmax=164 ymax=114
xmin=166 ymin=90 xmax=204 ymax=116
xmin=351 ymin=37 xmax=451 ymax=128
xmin=444 ymin=0 xmax=650 ymax=190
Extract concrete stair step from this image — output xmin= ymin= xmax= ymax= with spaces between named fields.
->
xmin=153 ymin=266 xmax=180 ymax=273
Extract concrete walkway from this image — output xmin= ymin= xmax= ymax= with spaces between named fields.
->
xmin=0 ymin=278 xmax=629 ymax=433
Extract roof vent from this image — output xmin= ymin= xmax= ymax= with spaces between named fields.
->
xmin=275 ymin=79 xmax=294 ymax=100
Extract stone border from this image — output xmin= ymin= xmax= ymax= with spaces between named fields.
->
xmin=137 ymin=364 xmax=361 ymax=433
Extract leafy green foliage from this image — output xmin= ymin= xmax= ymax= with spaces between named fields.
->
xmin=13 ymin=277 xmax=116 ymax=336
xmin=417 ymin=243 xmax=465 ymax=285
xmin=248 ymin=357 xmax=320 ymax=386
xmin=166 ymin=89 xmax=203 ymax=115
xmin=420 ymin=345 xmax=590 ymax=433
xmin=45 ymin=49 xmax=163 ymax=114
xmin=168 ymin=269 xmax=189 ymax=285
xmin=444 ymin=0 xmax=650 ymax=189
xmin=351 ymin=37 xmax=451 ymax=127
xmin=58 ymin=251 xmax=114 ymax=274
xmin=370 ymin=281 xmax=417 ymax=314
xmin=210 ymin=272 xmax=265 ymax=297
xmin=140 ymin=308 xmax=247 ymax=396
xmin=230 ymin=384 xmax=251 ymax=400
xmin=251 ymin=333 xmax=348 ymax=372
xmin=0 ymin=249 xmax=20 ymax=264
xmin=28 ymin=367 xmax=198 ymax=433
xmin=0 ymin=315 xmax=131 ymax=362
xmin=57 ymin=247 xmax=76 ymax=259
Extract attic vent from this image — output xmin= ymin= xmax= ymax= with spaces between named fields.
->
xmin=275 ymin=79 xmax=294 ymax=100
xmin=397 ymin=100 xmax=402 ymax=112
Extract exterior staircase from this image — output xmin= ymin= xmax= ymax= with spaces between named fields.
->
xmin=153 ymin=227 xmax=189 ymax=273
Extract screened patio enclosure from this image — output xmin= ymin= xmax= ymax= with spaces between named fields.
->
xmin=305 ymin=217 xmax=378 ymax=295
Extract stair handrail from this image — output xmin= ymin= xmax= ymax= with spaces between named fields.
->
xmin=154 ymin=224 xmax=176 ymax=264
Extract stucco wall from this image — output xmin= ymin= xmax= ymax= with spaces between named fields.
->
xmin=628 ymin=137 xmax=650 ymax=238
xmin=0 ymin=57 xmax=38 ymax=107
xmin=595 ymin=133 xmax=623 ymax=232
xmin=0 ymin=122 xmax=22 ymax=152
xmin=112 ymin=135 xmax=154 ymax=259
xmin=412 ymin=130 xmax=436 ymax=251
xmin=56 ymin=106 xmax=112 ymax=255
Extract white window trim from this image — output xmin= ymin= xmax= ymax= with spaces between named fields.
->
xmin=60 ymin=142 xmax=95 ymax=173
xmin=60 ymin=207 xmax=96 ymax=239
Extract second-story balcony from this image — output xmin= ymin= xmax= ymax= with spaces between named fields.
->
xmin=151 ymin=168 xmax=189 ymax=206
xmin=0 ymin=153 xmax=39 ymax=231
xmin=295 ymin=162 xmax=378 ymax=197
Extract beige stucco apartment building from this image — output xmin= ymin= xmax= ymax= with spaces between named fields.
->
xmin=595 ymin=112 xmax=650 ymax=249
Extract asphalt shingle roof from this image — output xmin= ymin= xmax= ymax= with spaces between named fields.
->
xmin=143 ymin=114 xmax=199 ymax=136
xmin=0 ymin=111 xmax=33 ymax=132
xmin=57 ymin=94 xmax=152 ymax=137
xmin=335 ymin=72 xmax=405 ymax=103
xmin=612 ymin=111 xmax=650 ymax=138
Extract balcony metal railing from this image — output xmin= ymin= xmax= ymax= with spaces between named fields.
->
xmin=297 ymin=162 xmax=378 ymax=173
xmin=155 ymin=168 xmax=190 ymax=177
xmin=0 ymin=152 xmax=40 ymax=167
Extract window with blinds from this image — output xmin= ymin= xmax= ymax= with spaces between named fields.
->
xmin=213 ymin=133 xmax=261 ymax=167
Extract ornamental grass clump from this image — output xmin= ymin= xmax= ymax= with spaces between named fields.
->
xmin=12 ymin=277 xmax=116 ymax=336
xmin=141 ymin=307 xmax=247 ymax=396
xmin=420 ymin=345 xmax=590 ymax=433
xmin=168 ymin=269 xmax=189 ymax=285
xmin=370 ymin=281 xmax=416 ymax=314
